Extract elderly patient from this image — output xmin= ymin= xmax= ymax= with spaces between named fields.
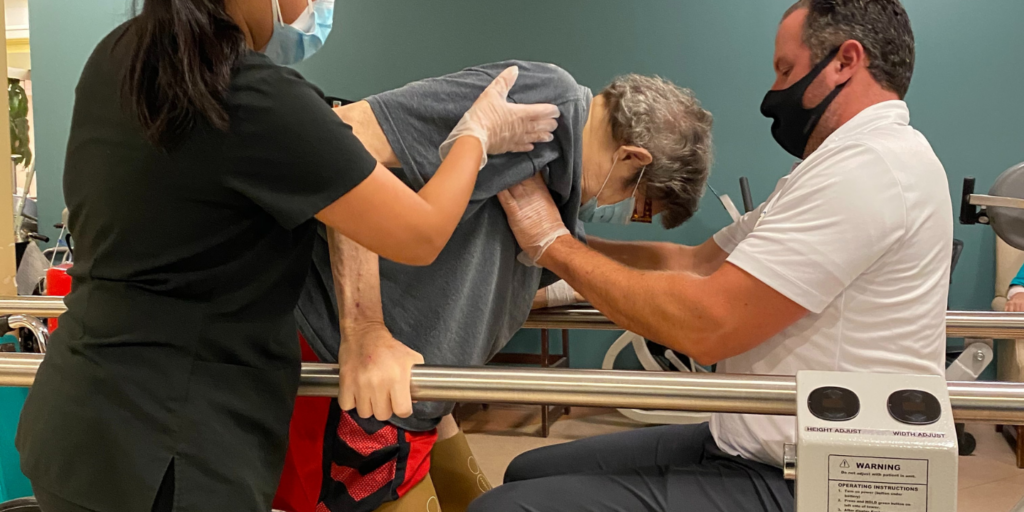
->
xmin=273 ymin=61 xmax=713 ymax=512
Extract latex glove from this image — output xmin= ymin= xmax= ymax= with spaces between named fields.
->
xmin=497 ymin=173 xmax=571 ymax=267
xmin=533 ymin=280 xmax=585 ymax=309
xmin=338 ymin=325 xmax=424 ymax=421
xmin=546 ymin=280 xmax=584 ymax=307
xmin=1007 ymin=286 xmax=1024 ymax=312
xmin=440 ymin=66 xmax=561 ymax=169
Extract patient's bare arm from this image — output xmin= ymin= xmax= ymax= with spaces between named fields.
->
xmin=334 ymin=101 xmax=402 ymax=168
xmin=330 ymin=228 xmax=423 ymax=421
xmin=587 ymin=236 xmax=728 ymax=277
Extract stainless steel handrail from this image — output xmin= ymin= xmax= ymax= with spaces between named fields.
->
xmin=0 ymin=297 xmax=67 ymax=319
xmin=5 ymin=314 xmax=49 ymax=353
xmin=8 ymin=297 xmax=1022 ymax=339
xmin=1 ymin=354 xmax=1021 ymax=425
xmin=525 ymin=306 xmax=1024 ymax=339
xmin=525 ymin=306 xmax=618 ymax=330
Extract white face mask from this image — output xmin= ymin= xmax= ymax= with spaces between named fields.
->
xmin=262 ymin=0 xmax=335 ymax=66
xmin=578 ymin=154 xmax=647 ymax=225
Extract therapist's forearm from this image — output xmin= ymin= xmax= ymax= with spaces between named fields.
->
xmin=537 ymin=236 xmax=725 ymax=364
xmin=328 ymin=228 xmax=387 ymax=339
xmin=587 ymin=237 xmax=726 ymax=275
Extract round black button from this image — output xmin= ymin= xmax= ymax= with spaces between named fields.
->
xmin=808 ymin=386 xmax=860 ymax=422
xmin=887 ymin=389 xmax=941 ymax=425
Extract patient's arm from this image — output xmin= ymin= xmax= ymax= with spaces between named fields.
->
xmin=330 ymin=228 xmax=423 ymax=421
xmin=587 ymin=236 xmax=728 ymax=277
xmin=334 ymin=102 xmax=402 ymax=168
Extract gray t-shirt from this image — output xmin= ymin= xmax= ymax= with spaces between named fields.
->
xmin=295 ymin=61 xmax=591 ymax=430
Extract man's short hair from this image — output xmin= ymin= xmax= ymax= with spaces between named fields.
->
xmin=600 ymin=75 xmax=713 ymax=229
xmin=785 ymin=0 xmax=916 ymax=99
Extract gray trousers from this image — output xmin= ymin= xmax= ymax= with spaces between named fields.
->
xmin=468 ymin=423 xmax=794 ymax=512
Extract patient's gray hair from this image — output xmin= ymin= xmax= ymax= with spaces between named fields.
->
xmin=601 ymin=75 xmax=713 ymax=229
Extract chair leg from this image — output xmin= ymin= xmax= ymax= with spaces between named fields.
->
xmin=540 ymin=329 xmax=551 ymax=437
xmin=541 ymin=405 xmax=550 ymax=438
xmin=1017 ymin=426 xmax=1024 ymax=469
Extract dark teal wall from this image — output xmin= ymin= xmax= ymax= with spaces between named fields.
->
xmin=27 ymin=0 xmax=132 ymax=242
xmin=26 ymin=0 xmax=1024 ymax=368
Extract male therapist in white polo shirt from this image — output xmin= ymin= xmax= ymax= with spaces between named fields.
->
xmin=474 ymin=1 xmax=953 ymax=511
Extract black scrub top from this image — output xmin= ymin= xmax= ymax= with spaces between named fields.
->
xmin=15 ymin=23 xmax=377 ymax=512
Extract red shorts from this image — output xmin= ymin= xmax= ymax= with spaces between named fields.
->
xmin=273 ymin=337 xmax=437 ymax=512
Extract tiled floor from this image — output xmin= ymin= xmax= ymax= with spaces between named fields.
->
xmin=461 ymin=405 xmax=1024 ymax=512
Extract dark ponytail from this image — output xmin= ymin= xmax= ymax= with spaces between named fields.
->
xmin=121 ymin=0 xmax=247 ymax=149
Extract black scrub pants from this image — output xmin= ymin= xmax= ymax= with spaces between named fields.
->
xmin=467 ymin=423 xmax=794 ymax=512
xmin=34 ymin=461 xmax=175 ymax=512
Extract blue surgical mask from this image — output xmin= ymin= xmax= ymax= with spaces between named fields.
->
xmin=262 ymin=0 xmax=335 ymax=66
xmin=578 ymin=156 xmax=647 ymax=225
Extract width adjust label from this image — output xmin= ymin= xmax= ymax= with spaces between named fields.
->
xmin=828 ymin=455 xmax=928 ymax=511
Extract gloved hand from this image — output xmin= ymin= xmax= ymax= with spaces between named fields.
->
xmin=545 ymin=280 xmax=584 ymax=307
xmin=497 ymin=173 xmax=571 ymax=267
xmin=440 ymin=66 xmax=561 ymax=169
xmin=338 ymin=324 xmax=424 ymax=421
xmin=533 ymin=280 xmax=585 ymax=309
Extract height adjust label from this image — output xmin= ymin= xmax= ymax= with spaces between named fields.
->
xmin=827 ymin=455 xmax=928 ymax=511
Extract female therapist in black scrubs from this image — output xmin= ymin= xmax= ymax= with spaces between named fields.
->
xmin=14 ymin=1 xmax=559 ymax=511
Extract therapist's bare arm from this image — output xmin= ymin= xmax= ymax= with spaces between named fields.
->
xmin=587 ymin=236 xmax=728 ymax=276
xmin=329 ymin=229 xmax=422 ymax=421
xmin=539 ymin=237 xmax=807 ymax=365
xmin=498 ymin=174 xmax=804 ymax=364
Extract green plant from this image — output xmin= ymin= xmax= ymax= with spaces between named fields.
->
xmin=9 ymin=78 xmax=30 ymax=167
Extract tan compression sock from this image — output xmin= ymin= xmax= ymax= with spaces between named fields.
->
xmin=429 ymin=430 xmax=493 ymax=512
xmin=373 ymin=473 xmax=441 ymax=512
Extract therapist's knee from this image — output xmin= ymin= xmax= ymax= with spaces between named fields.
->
xmin=502 ymin=450 xmax=543 ymax=484
xmin=467 ymin=486 xmax=528 ymax=512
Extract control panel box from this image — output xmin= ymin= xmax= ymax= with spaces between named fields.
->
xmin=795 ymin=371 xmax=957 ymax=512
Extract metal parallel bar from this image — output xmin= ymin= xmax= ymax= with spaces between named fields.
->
xmin=525 ymin=306 xmax=619 ymax=330
xmin=946 ymin=311 xmax=1024 ymax=338
xmin=526 ymin=306 xmax=1024 ymax=339
xmin=0 ymin=297 xmax=67 ymax=318
xmin=1 ymin=354 xmax=1021 ymax=425
xmin=4 ymin=297 xmax=1024 ymax=339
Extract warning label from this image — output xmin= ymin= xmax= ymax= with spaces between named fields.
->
xmin=828 ymin=455 xmax=928 ymax=511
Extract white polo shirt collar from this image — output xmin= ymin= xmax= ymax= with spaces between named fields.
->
xmin=819 ymin=99 xmax=910 ymax=149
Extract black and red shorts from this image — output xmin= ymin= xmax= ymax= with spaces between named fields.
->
xmin=273 ymin=338 xmax=437 ymax=512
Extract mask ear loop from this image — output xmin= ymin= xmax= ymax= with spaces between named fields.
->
xmin=629 ymin=165 xmax=647 ymax=199
xmin=593 ymin=154 xmax=619 ymax=204
xmin=272 ymin=0 xmax=283 ymax=24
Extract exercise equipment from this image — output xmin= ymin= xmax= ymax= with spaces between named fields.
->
xmin=791 ymin=371 xmax=957 ymax=512
xmin=961 ymin=162 xmax=1024 ymax=251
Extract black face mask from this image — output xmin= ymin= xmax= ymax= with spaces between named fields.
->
xmin=761 ymin=47 xmax=848 ymax=159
